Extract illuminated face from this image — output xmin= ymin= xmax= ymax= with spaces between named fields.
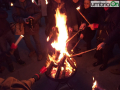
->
xmin=84 ymin=0 xmax=90 ymax=9
xmin=19 ymin=0 xmax=25 ymax=2
xmin=54 ymin=0 xmax=61 ymax=3
xmin=73 ymin=0 xmax=79 ymax=3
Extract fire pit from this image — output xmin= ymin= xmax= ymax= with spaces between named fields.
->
xmin=45 ymin=7 xmax=77 ymax=90
xmin=45 ymin=52 xmax=77 ymax=82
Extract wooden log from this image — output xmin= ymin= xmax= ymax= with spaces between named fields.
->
xmin=55 ymin=55 xmax=66 ymax=79
xmin=62 ymin=65 xmax=66 ymax=79
xmin=66 ymin=57 xmax=76 ymax=69
xmin=55 ymin=66 xmax=61 ymax=79
xmin=46 ymin=61 xmax=54 ymax=75
xmin=55 ymin=51 xmax=60 ymax=60
xmin=58 ymin=55 xmax=66 ymax=66
xmin=59 ymin=66 xmax=66 ymax=79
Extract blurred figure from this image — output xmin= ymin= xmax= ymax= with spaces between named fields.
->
xmin=79 ymin=0 xmax=96 ymax=50
xmin=0 ymin=77 xmax=35 ymax=90
xmin=38 ymin=0 xmax=48 ymax=26
xmin=2 ymin=0 xmax=10 ymax=10
xmin=65 ymin=0 xmax=81 ymax=54
xmin=0 ymin=8 xmax=25 ymax=72
xmin=97 ymin=21 xmax=120 ymax=74
xmin=12 ymin=0 xmax=43 ymax=61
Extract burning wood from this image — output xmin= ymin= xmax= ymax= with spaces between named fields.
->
xmin=46 ymin=61 xmax=54 ymax=75
xmin=55 ymin=51 xmax=60 ymax=60
xmin=55 ymin=66 xmax=61 ymax=79
xmin=66 ymin=57 xmax=76 ymax=69
xmin=60 ymin=66 xmax=65 ymax=79
xmin=46 ymin=57 xmax=77 ymax=79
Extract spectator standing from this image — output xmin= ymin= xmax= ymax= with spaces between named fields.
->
xmin=0 ymin=8 xmax=25 ymax=72
xmin=79 ymin=0 xmax=96 ymax=50
xmin=12 ymin=0 xmax=43 ymax=61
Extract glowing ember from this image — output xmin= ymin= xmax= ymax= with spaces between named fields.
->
xmin=76 ymin=6 xmax=80 ymax=10
xmin=61 ymin=67 xmax=64 ymax=71
xmin=51 ymin=67 xmax=58 ymax=78
xmin=45 ymin=0 xmax=48 ymax=5
xmin=11 ymin=3 xmax=13 ymax=6
xmin=65 ymin=60 xmax=73 ymax=76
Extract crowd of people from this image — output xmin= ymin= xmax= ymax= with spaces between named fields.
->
xmin=0 ymin=0 xmax=120 ymax=78
xmin=0 ymin=0 xmax=120 ymax=89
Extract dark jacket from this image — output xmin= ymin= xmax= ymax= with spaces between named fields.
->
xmin=0 ymin=77 xmax=35 ymax=90
xmin=12 ymin=0 xmax=41 ymax=35
xmin=0 ymin=8 xmax=11 ymax=37
xmin=80 ymin=6 xmax=96 ymax=41
xmin=87 ymin=7 xmax=120 ymax=41
xmin=105 ymin=21 xmax=120 ymax=45
xmin=65 ymin=0 xmax=80 ymax=28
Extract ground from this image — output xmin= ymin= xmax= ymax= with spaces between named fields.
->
xmin=0 ymin=7 xmax=120 ymax=90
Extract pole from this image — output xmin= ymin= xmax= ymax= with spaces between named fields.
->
xmin=71 ymin=38 xmax=81 ymax=52
xmin=70 ymin=48 xmax=96 ymax=57
xmin=66 ymin=29 xmax=82 ymax=43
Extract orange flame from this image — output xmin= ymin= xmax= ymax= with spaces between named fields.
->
xmin=48 ymin=8 xmax=70 ymax=64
